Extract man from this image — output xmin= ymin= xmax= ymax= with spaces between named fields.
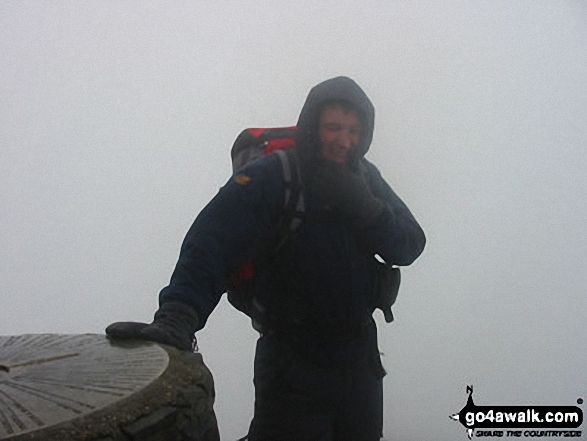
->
xmin=107 ymin=76 xmax=425 ymax=440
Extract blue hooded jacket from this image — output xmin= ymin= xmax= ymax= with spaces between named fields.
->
xmin=159 ymin=77 xmax=425 ymax=354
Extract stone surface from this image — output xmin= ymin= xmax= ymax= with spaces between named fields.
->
xmin=0 ymin=334 xmax=218 ymax=441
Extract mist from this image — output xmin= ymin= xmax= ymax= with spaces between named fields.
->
xmin=1 ymin=2 xmax=586 ymax=439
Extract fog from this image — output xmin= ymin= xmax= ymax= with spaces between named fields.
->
xmin=1 ymin=1 xmax=586 ymax=439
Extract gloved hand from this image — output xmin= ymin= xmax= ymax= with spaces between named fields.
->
xmin=105 ymin=300 xmax=200 ymax=352
xmin=312 ymin=160 xmax=384 ymax=226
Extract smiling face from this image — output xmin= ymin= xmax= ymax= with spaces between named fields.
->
xmin=318 ymin=103 xmax=363 ymax=165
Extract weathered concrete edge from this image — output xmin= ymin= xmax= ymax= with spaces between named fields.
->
xmin=9 ymin=337 xmax=218 ymax=441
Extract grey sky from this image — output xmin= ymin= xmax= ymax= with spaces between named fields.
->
xmin=1 ymin=1 xmax=586 ymax=439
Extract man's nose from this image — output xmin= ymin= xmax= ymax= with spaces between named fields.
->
xmin=338 ymin=131 xmax=354 ymax=149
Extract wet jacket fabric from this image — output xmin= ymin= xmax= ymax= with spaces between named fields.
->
xmin=159 ymin=77 xmax=426 ymax=367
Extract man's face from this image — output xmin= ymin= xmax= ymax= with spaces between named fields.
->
xmin=318 ymin=104 xmax=362 ymax=165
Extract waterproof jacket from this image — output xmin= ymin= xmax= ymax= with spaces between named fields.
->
xmin=159 ymin=77 xmax=425 ymax=361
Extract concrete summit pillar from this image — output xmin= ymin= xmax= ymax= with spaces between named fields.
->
xmin=0 ymin=334 xmax=219 ymax=441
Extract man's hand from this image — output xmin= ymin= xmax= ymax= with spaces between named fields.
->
xmin=312 ymin=161 xmax=384 ymax=225
xmin=106 ymin=301 xmax=199 ymax=352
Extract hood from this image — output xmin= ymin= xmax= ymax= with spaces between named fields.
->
xmin=296 ymin=76 xmax=375 ymax=170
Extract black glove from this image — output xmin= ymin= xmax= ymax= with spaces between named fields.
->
xmin=312 ymin=161 xmax=384 ymax=226
xmin=105 ymin=300 xmax=200 ymax=351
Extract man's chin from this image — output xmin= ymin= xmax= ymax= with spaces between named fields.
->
xmin=322 ymin=154 xmax=348 ymax=165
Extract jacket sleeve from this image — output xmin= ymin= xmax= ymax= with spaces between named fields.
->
xmin=158 ymin=154 xmax=285 ymax=329
xmin=360 ymin=160 xmax=426 ymax=266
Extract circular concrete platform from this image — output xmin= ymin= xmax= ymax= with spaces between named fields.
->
xmin=0 ymin=334 xmax=218 ymax=441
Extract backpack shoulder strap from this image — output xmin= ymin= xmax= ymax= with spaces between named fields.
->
xmin=273 ymin=148 xmax=304 ymax=253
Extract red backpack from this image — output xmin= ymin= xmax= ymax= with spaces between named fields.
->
xmin=231 ymin=126 xmax=297 ymax=172
xmin=227 ymin=127 xmax=305 ymax=325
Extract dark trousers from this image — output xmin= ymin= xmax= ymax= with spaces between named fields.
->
xmin=247 ymin=330 xmax=384 ymax=441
